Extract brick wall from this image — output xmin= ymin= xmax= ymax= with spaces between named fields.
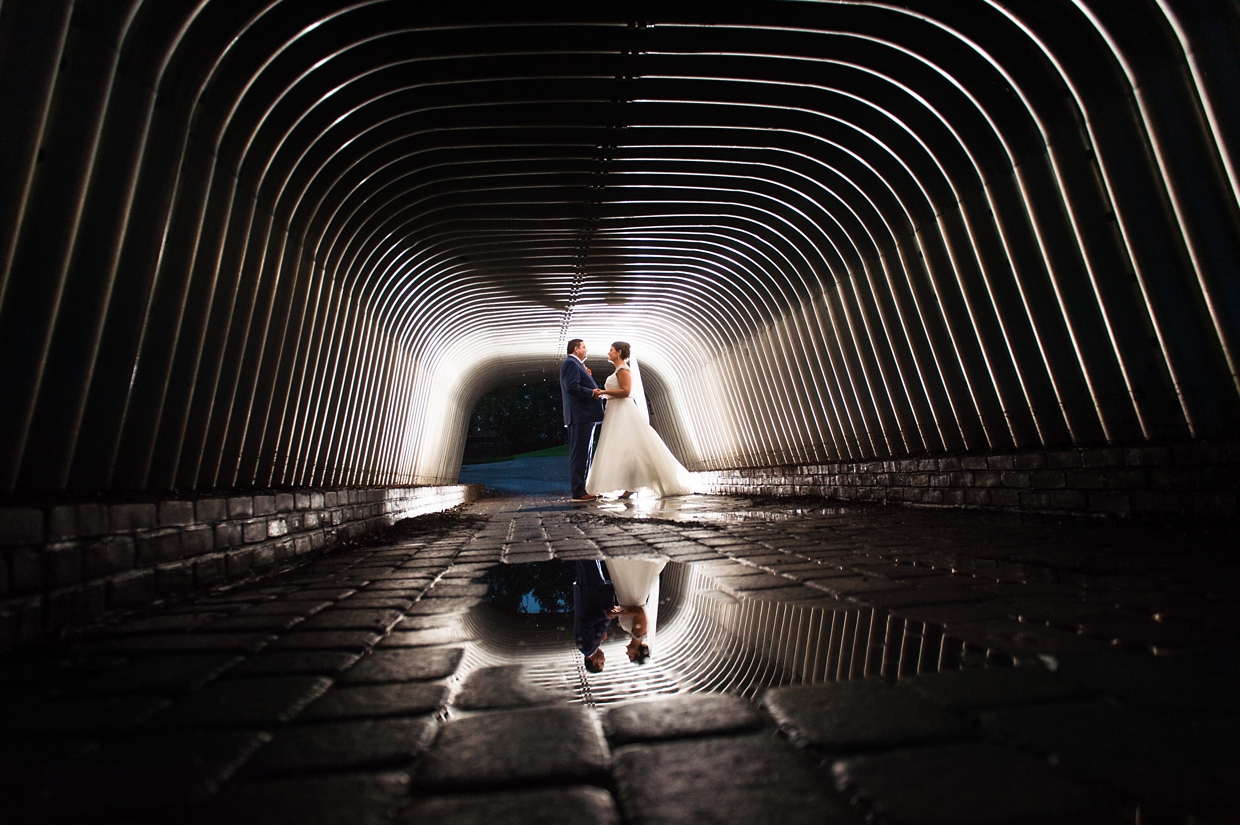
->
xmin=0 ymin=484 xmax=481 ymax=647
xmin=691 ymin=440 xmax=1240 ymax=520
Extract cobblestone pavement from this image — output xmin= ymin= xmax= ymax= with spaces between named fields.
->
xmin=2 ymin=494 xmax=1237 ymax=824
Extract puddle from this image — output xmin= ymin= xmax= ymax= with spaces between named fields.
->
xmin=479 ymin=560 xmax=574 ymax=614
xmin=448 ymin=559 xmax=988 ymax=706
xmin=589 ymin=494 xmax=849 ymax=523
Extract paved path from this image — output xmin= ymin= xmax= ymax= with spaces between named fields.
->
xmin=2 ymin=494 xmax=1237 ymax=824
xmin=458 ymin=456 xmax=569 ymax=494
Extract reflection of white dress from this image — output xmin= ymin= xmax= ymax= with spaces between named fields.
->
xmin=586 ymin=366 xmax=692 ymax=497
xmin=606 ymin=558 xmax=667 ymax=644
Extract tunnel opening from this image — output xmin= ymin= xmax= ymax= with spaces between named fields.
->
xmin=463 ymin=382 xmax=571 ymax=464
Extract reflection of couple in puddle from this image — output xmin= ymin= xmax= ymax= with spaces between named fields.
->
xmin=573 ymin=558 xmax=666 ymax=673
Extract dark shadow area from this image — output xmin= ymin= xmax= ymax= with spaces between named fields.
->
xmin=465 ymin=383 xmax=568 ymax=461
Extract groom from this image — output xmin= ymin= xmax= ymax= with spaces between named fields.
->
xmin=573 ymin=560 xmax=616 ymax=673
xmin=560 ymin=338 xmax=605 ymax=502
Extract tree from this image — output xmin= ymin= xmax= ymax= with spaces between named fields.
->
xmin=481 ymin=561 xmax=575 ymax=613
xmin=469 ymin=382 xmax=567 ymax=455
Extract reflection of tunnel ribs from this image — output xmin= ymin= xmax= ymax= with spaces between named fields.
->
xmin=652 ymin=564 xmax=968 ymax=698
xmin=456 ymin=600 xmax=681 ymax=707
xmin=453 ymin=561 xmax=969 ymax=706
xmin=456 ymin=604 xmax=578 ymax=698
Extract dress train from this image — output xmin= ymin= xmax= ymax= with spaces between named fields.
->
xmin=586 ymin=366 xmax=692 ymax=497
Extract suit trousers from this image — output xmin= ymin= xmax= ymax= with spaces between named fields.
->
xmin=568 ymin=422 xmax=598 ymax=498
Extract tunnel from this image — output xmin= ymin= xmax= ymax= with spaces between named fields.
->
xmin=1 ymin=2 xmax=1239 ymax=823
xmin=2 ymin=0 xmax=1239 ymax=498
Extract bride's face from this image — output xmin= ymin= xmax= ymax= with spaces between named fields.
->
xmin=626 ymin=638 xmax=646 ymax=662
xmin=608 ymin=346 xmax=619 ymax=362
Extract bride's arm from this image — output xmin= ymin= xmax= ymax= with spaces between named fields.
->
xmin=629 ymin=606 xmax=648 ymax=639
xmin=598 ymin=367 xmax=631 ymax=399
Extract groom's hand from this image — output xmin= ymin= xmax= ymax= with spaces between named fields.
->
xmin=592 ymin=388 xmax=603 ymax=398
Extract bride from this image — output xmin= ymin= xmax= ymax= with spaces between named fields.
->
xmin=585 ymin=341 xmax=693 ymax=498
xmin=605 ymin=557 xmax=667 ymax=663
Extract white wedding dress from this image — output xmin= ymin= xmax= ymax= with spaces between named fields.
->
xmin=605 ymin=558 xmax=667 ymax=644
xmin=585 ymin=362 xmax=693 ymax=497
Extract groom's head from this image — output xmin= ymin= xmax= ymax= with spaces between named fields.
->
xmin=567 ymin=338 xmax=586 ymax=359
xmin=583 ymin=646 xmax=605 ymax=672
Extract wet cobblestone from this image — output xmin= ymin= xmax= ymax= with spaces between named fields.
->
xmin=613 ymin=733 xmax=854 ymax=825
xmin=415 ymin=706 xmax=609 ymax=791
xmin=240 ymin=716 xmax=438 ymax=776
xmin=1 ymin=495 xmax=1236 ymax=823
xmin=603 ymin=694 xmax=764 ymax=744
xmin=833 ymin=743 xmax=1127 ymax=825
xmin=762 ymin=680 xmax=975 ymax=752
xmin=454 ymin=664 xmax=569 ymax=710
xmin=402 ymin=785 xmax=621 ymax=825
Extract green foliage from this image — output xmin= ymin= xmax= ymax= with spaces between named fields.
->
xmin=514 ymin=444 xmax=570 ymax=458
xmin=481 ymin=561 xmax=575 ymax=614
xmin=469 ymin=382 xmax=567 ymax=455
xmin=460 ymin=443 xmax=570 ymax=466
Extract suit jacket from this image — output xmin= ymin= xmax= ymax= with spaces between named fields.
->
xmin=560 ymin=356 xmax=605 ymax=427
xmin=573 ymin=560 xmax=616 ymax=655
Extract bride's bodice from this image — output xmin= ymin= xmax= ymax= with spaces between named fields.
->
xmin=604 ymin=365 xmax=627 ymax=390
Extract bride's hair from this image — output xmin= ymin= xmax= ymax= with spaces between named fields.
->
xmin=611 ymin=341 xmax=630 ymax=360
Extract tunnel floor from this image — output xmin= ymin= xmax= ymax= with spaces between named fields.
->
xmin=2 ymin=494 xmax=1237 ymax=824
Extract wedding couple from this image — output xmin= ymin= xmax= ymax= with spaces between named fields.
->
xmin=559 ymin=338 xmax=692 ymax=502
xmin=573 ymin=557 xmax=666 ymax=673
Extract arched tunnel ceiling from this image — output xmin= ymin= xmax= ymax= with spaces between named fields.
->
xmin=0 ymin=0 xmax=1238 ymax=494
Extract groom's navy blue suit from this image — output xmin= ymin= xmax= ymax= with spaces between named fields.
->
xmin=560 ymin=355 xmax=605 ymax=499
xmin=573 ymin=560 xmax=616 ymax=655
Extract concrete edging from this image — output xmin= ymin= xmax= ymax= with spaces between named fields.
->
xmin=691 ymin=440 xmax=1240 ymax=520
xmin=0 ymin=484 xmax=482 ymax=647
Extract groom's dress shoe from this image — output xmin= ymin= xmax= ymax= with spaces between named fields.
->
xmin=570 ymin=494 xmax=600 ymax=502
